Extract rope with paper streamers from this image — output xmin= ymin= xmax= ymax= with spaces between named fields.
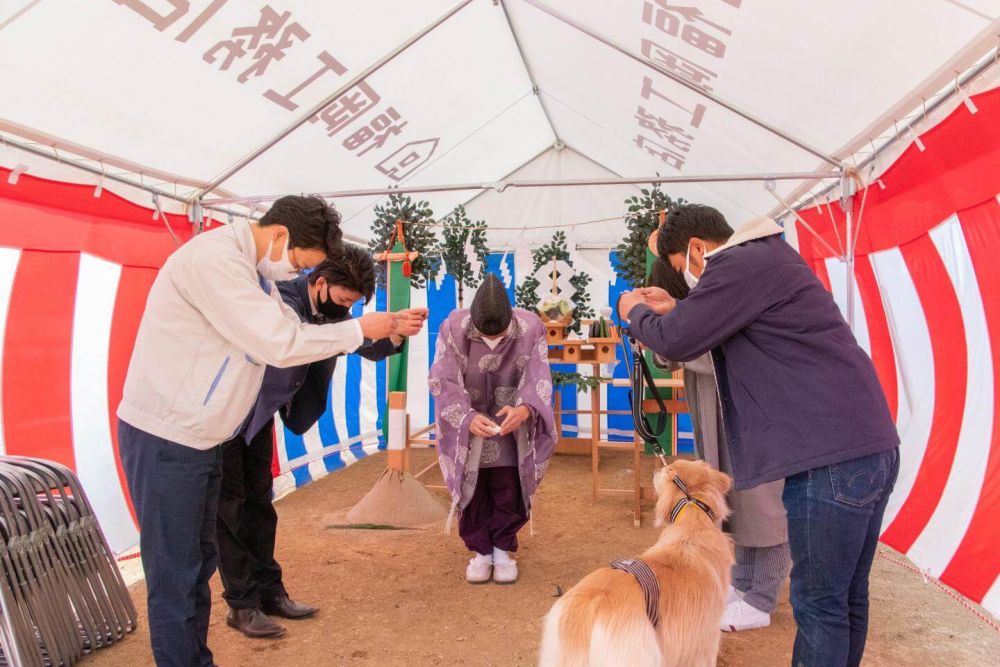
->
xmin=400 ymin=214 xmax=628 ymax=232
xmin=875 ymin=550 xmax=1000 ymax=634
xmin=499 ymin=248 xmax=513 ymax=287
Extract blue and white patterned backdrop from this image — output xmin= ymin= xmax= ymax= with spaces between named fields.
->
xmin=272 ymin=252 xmax=693 ymax=494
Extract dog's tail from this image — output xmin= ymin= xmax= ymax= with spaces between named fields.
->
xmin=540 ymin=589 xmax=662 ymax=667
xmin=538 ymin=597 xmax=566 ymax=667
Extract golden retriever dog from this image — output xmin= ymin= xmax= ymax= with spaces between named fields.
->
xmin=539 ymin=460 xmax=733 ymax=667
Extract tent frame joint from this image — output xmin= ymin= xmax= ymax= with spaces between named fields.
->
xmin=499 ymin=0 xmax=560 ymax=143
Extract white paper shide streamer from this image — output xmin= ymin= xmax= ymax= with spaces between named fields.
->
xmin=499 ymin=249 xmax=513 ymax=288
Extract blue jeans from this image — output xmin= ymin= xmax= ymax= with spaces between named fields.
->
xmin=782 ymin=447 xmax=899 ymax=667
xmin=119 ymin=421 xmax=222 ymax=667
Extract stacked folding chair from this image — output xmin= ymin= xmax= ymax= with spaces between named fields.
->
xmin=0 ymin=457 xmax=136 ymax=665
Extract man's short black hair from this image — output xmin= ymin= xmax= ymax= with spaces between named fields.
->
xmin=308 ymin=244 xmax=376 ymax=304
xmin=647 ymin=258 xmax=690 ymax=301
xmin=260 ymin=195 xmax=343 ymax=259
xmin=657 ymin=204 xmax=734 ymax=258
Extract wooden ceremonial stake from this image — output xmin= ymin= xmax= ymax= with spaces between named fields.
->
xmin=379 ymin=222 xmax=418 ymax=424
xmin=386 ymin=392 xmax=406 ymax=471
xmin=345 ymin=225 xmax=446 ymax=528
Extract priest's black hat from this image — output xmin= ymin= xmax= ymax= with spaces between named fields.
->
xmin=470 ymin=273 xmax=512 ymax=336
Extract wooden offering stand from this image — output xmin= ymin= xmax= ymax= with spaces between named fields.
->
xmin=546 ymin=317 xmax=689 ymax=527
xmin=545 ymin=319 xmax=620 ymax=365
xmin=547 ymin=318 xmax=619 ymax=459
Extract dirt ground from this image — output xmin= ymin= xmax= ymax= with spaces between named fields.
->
xmin=85 ymin=449 xmax=999 ymax=666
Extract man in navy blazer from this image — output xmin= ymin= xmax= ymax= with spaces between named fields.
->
xmin=216 ymin=245 xmax=417 ymax=639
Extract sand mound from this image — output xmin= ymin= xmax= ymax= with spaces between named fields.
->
xmin=345 ymin=468 xmax=448 ymax=527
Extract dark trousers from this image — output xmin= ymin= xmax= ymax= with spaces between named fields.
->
xmin=118 ymin=420 xmax=222 ymax=667
xmin=459 ymin=466 xmax=529 ymax=556
xmin=783 ymin=447 xmax=900 ymax=667
xmin=216 ymin=420 xmax=287 ymax=610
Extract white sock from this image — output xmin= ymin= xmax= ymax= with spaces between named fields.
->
xmin=473 ymin=552 xmax=492 ymax=565
xmin=493 ymin=548 xmax=513 ymax=564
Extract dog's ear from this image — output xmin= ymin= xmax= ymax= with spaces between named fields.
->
xmin=709 ymin=467 xmax=732 ymax=496
xmin=653 ymin=467 xmax=669 ymax=497
xmin=652 ymin=467 xmax=677 ymax=527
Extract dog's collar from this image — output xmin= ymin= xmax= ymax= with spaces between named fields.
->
xmin=668 ymin=474 xmax=717 ymax=523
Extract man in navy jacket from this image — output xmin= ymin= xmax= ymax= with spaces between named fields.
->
xmin=217 ymin=245 xmax=412 ymax=639
xmin=619 ymin=205 xmax=899 ymax=667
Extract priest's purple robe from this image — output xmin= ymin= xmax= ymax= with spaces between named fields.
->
xmin=429 ymin=308 xmax=556 ymax=514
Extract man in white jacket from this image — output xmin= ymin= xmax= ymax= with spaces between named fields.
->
xmin=117 ymin=195 xmax=425 ymax=667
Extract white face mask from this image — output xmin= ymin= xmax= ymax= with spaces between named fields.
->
xmin=684 ymin=240 xmax=701 ymax=289
xmin=257 ymin=234 xmax=299 ymax=281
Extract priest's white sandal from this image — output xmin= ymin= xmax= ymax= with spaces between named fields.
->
xmin=466 ymin=554 xmax=493 ymax=584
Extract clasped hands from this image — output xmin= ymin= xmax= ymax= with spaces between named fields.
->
xmin=357 ymin=307 xmax=428 ymax=341
xmin=470 ymin=405 xmax=531 ymax=437
xmin=617 ymin=286 xmax=676 ymax=322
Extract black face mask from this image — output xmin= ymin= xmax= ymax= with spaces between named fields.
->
xmin=316 ymin=291 xmax=351 ymax=322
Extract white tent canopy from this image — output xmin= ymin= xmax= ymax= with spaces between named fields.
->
xmin=462 ymin=145 xmax=643 ymax=248
xmin=3 ymin=0 xmax=1000 ymax=623
xmin=1 ymin=0 xmax=998 ymax=242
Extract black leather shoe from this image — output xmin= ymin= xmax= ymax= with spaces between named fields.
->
xmin=262 ymin=595 xmax=319 ymax=620
xmin=226 ymin=607 xmax=286 ymax=638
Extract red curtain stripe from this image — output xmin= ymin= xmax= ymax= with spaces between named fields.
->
xmin=812 ymin=258 xmax=832 ymax=292
xmin=879 ymin=235 xmax=967 ymax=553
xmin=940 ymin=199 xmax=1000 ymax=602
xmin=0 ymin=168 xmax=191 ymax=268
xmin=107 ymin=266 xmax=159 ymax=525
xmin=2 ymin=250 xmax=80 ymax=467
xmin=854 ymin=256 xmax=898 ymax=423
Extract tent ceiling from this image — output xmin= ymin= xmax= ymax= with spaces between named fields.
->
xmin=0 ymin=1 xmax=998 ymax=242
xmin=462 ymin=145 xmax=644 ymax=249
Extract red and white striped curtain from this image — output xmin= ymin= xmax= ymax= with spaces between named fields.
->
xmin=798 ymin=87 xmax=1000 ymax=618
xmin=0 ymin=173 xmax=193 ymax=554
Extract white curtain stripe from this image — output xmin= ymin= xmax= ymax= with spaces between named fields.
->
xmin=71 ymin=253 xmax=138 ymax=554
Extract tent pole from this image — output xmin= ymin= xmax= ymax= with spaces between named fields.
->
xmin=0 ymin=131 xmax=371 ymax=243
xmin=519 ymin=0 xmax=841 ymax=168
xmin=845 ymin=208 xmax=856 ymax=329
xmin=774 ymin=39 xmax=1000 ymax=218
xmin=0 ymin=119 xmax=225 ymax=193
xmin=191 ymin=0 xmax=474 ymax=201
xmin=443 ymin=143 xmax=553 ymax=215
xmin=840 ymin=172 xmax=857 ymax=330
xmin=203 ymin=170 xmax=840 ymax=206
xmin=766 ymin=184 xmax=841 ymax=259
xmin=499 ymin=0 xmax=560 ymax=142
xmin=0 ymin=132 xmax=246 ymax=223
